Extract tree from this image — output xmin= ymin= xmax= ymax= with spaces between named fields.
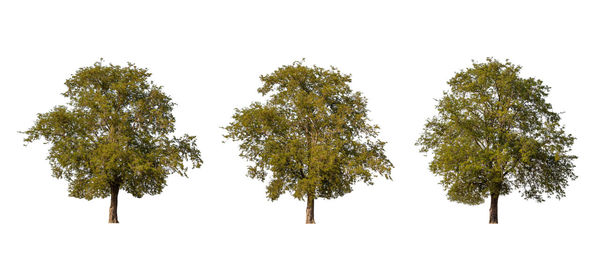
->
xmin=23 ymin=60 xmax=202 ymax=223
xmin=416 ymin=58 xmax=576 ymax=224
xmin=225 ymin=61 xmax=393 ymax=224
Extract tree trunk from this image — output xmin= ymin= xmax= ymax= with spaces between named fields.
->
xmin=108 ymin=184 xmax=119 ymax=223
xmin=489 ymin=193 xmax=499 ymax=224
xmin=306 ymin=194 xmax=315 ymax=224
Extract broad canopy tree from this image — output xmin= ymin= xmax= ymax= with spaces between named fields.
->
xmin=417 ymin=58 xmax=576 ymax=224
xmin=225 ymin=61 xmax=393 ymax=224
xmin=23 ymin=60 xmax=202 ymax=223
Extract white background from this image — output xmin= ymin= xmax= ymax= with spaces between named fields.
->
xmin=1 ymin=0 xmax=598 ymax=260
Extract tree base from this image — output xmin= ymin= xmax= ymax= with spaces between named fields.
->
xmin=489 ymin=193 xmax=499 ymax=224
xmin=306 ymin=195 xmax=315 ymax=224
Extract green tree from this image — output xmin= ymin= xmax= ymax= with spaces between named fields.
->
xmin=417 ymin=58 xmax=576 ymax=224
xmin=23 ymin=60 xmax=202 ymax=223
xmin=225 ymin=61 xmax=393 ymax=224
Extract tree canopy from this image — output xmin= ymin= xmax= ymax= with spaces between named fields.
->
xmin=225 ymin=61 xmax=393 ymax=223
xmin=23 ymin=60 xmax=202 ymax=222
xmin=416 ymin=58 xmax=576 ymax=223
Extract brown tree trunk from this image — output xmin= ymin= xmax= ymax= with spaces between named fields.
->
xmin=108 ymin=184 xmax=119 ymax=223
xmin=306 ymin=194 xmax=315 ymax=224
xmin=489 ymin=193 xmax=499 ymax=224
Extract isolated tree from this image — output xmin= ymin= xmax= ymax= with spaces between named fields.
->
xmin=417 ymin=58 xmax=576 ymax=224
xmin=225 ymin=61 xmax=393 ymax=224
xmin=23 ymin=60 xmax=202 ymax=223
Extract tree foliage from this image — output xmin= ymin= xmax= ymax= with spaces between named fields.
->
xmin=417 ymin=58 xmax=576 ymax=205
xmin=23 ymin=60 xmax=202 ymax=200
xmin=225 ymin=61 xmax=393 ymax=202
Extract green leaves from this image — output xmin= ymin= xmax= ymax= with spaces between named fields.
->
xmin=417 ymin=57 xmax=576 ymax=205
xmin=225 ymin=61 xmax=393 ymax=202
xmin=23 ymin=60 xmax=202 ymax=200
